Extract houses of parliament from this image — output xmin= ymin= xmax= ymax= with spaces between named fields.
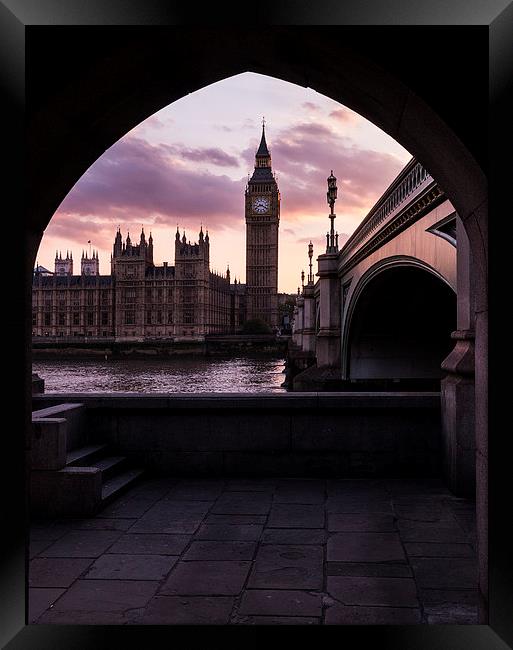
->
xmin=32 ymin=125 xmax=282 ymax=340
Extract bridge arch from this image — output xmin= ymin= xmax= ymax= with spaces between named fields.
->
xmin=341 ymin=257 xmax=456 ymax=382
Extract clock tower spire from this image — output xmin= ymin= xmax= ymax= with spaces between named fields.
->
xmin=245 ymin=120 xmax=280 ymax=328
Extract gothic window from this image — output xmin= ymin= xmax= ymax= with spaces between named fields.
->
xmin=125 ymin=311 xmax=135 ymax=325
xmin=157 ymin=311 xmax=162 ymax=324
xmin=73 ymin=313 xmax=80 ymax=326
xmin=86 ymin=292 xmax=94 ymax=306
xmin=86 ymin=312 xmax=94 ymax=326
xmin=32 ymin=313 xmax=36 ymax=325
xmin=124 ymin=288 xmax=136 ymax=304
xmin=58 ymin=313 xmax=65 ymax=326
xmin=44 ymin=313 xmax=51 ymax=326
xmin=146 ymin=311 xmax=152 ymax=324
xmin=101 ymin=312 xmax=109 ymax=325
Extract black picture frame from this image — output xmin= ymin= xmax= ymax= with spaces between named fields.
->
xmin=2 ymin=1 xmax=511 ymax=648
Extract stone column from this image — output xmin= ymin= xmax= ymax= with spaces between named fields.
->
xmin=295 ymin=295 xmax=305 ymax=349
xmin=302 ymin=283 xmax=316 ymax=354
xmin=315 ymin=253 xmax=341 ymax=367
xmin=441 ymin=217 xmax=475 ymax=496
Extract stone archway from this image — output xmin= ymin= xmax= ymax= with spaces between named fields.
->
xmin=26 ymin=26 xmax=488 ymax=620
xmin=342 ymin=260 xmax=456 ymax=385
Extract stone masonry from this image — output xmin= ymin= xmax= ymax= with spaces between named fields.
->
xmin=29 ymin=477 xmax=477 ymax=625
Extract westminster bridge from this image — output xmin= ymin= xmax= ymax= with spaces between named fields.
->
xmin=289 ymin=159 xmax=475 ymax=498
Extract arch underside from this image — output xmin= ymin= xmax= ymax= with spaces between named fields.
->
xmin=343 ymin=261 xmax=456 ymax=384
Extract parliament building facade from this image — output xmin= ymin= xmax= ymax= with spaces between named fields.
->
xmin=32 ymin=125 xmax=281 ymax=341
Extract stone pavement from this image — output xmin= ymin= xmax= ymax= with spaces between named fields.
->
xmin=29 ymin=477 xmax=478 ymax=625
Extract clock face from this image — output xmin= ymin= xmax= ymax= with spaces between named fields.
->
xmin=252 ymin=196 xmax=270 ymax=213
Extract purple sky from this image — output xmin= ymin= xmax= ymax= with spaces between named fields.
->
xmin=37 ymin=72 xmax=411 ymax=291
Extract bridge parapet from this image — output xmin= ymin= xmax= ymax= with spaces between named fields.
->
xmin=339 ymin=159 xmax=438 ymax=268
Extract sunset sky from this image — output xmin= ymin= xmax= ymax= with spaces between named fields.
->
xmin=37 ymin=72 xmax=412 ymax=292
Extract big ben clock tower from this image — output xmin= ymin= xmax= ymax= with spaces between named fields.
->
xmin=245 ymin=120 xmax=280 ymax=327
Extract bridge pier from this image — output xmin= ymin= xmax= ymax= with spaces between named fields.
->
xmin=441 ymin=330 xmax=475 ymax=496
xmin=440 ymin=218 xmax=476 ymax=497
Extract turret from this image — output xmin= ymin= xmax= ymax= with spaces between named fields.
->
xmin=55 ymin=250 xmax=73 ymax=275
xmin=81 ymin=249 xmax=99 ymax=275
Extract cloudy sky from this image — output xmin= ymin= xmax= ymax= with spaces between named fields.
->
xmin=37 ymin=72 xmax=412 ymax=292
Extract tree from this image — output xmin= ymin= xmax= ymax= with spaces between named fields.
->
xmin=241 ymin=318 xmax=273 ymax=334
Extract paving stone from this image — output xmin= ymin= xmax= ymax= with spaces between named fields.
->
xmin=268 ymin=504 xmax=325 ymax=528
xmin=327 ymin=532 xmax=406 ymax=563
xmin=418 ymin=589 xmax=478 ymax=606
xmin=97 ymin=498 xmax=154 ymax=519
xmin=327 ymin=562 xmax=412 ymax=578
xmin=397 ymin=520 xmax=467 ymax=542
xmin=165 ymin=482 xmax=225 ymax=501
xmin=161 ymin=560 xmax=251 ymax=595
xmin=183 ymin=541 xmax=256 ymax=561
xmin=84 ymin=554 xmax=178 ymax=580
xmin=393 ymin=504 xmax=452 ymax=522
xmin=37 ymin=609 xmax=128 ymax=625
xmin=29 ymin=588 xmax=66 ymax=622
xmin=195 ymin=523 xmax=263 ymax=541
xmin=39 ymin=530 xmax=122 ymax=558
xmin=205 ymin=514 xmax=267 ymax=525
xmin=29 ymin=558 xmax=93 ymax=588
xmin=327 ymin=498 xmax=392 ymax=514
xmin=235 ymin=615 xmax=320 ymax=625
xmin=410 ymin=558 xmax=477 ymax=589
xmin=325 ymin=604 xmax=421 ymax=624
xmin=127 ymin=479 xmax=177 ymax=499
xmin=327 ymin=576 xmax=418 ymax=607
xmin=30 ymin=523 xmax=72 ymax=541
xmin=328 ymin=514 xmax=395 ymax=532
xmin=66 ymin=518 xmax=136 ymax=531
xmin=51 ymin=579 xmax=159 ymax=612
xmin=248 ymin=545 xmax=323 ymax=590
xmin=29 ymin=539 xmax=53 ymax=559
xmin=129 ymin=500 xmax=211 ymax=534
xmin=274 ymin=480 xmax=325 ymax=504
xmin=211 ymin=492 xmax=272 ymax=515
xmin=239 ymin=590 xmax=322 ymax=616
xmin=424 ymin=604 xmax=478 ymax=624
xmin=262 ymin=528 xmax=327 ymax=545
xmin=108 ymin=533 xmax=191 ymax=555
xmin=225 ymin=479 xmax=276 ymax=492
xmin=405 ymin=542 xmax=475 ymax=558
xmin=385 ymin=479 xmax=447 ymax=495
xmin=137 ymin=595 xmax=234 ymax=624
xmin=327 ymin=479 xmax=387 ymax=494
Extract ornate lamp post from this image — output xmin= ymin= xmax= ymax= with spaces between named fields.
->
xmin=326 ymin=170 xmax=339 ymax=253
xmin=301 ymin=270 xmax=305 ymax=292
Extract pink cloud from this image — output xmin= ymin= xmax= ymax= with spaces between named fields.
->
xmin=329 ymin=108 xmax=359 ymax=124
xmin=57 ymin=137 xmax=245 ymax=230
xmin=165 ymin=144 xmax=239 ymax=167
xmin=302 ymin=101 xmax=320 ymax=111
xmin=51 ymin=119 xmax=405 ymax=261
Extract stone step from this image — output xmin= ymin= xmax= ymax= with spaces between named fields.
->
xmin=32 ymin=403 xmax=87 ymax=451
xmin=66 ymin=444 xmax=109 ymax=467
xmin=95 ymin=456 xmax=127 ymax=481
xmin=101 ymin=468 xmax=145 ymax=506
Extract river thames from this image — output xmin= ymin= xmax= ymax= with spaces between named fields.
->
xmin=32 ymin=357 xmax=287 ymax=393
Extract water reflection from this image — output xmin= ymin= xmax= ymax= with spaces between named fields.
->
xmin=32 ymin=357 xmax=287 ymax=393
